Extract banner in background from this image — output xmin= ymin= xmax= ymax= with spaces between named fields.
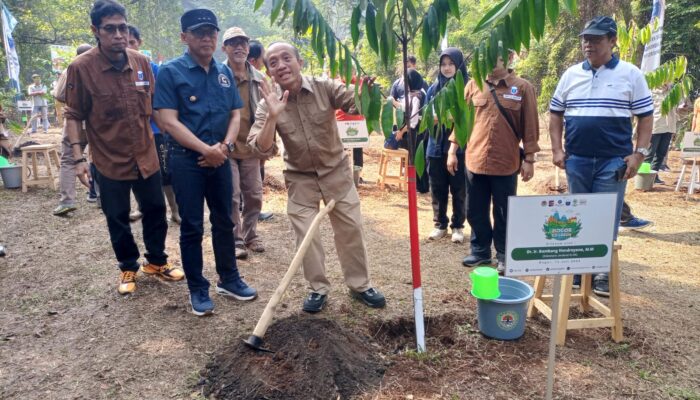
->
xmin=1 ymin=3 xmax=20 ymax=90
xmin=640 ymin=0 xmax=666 ymax=73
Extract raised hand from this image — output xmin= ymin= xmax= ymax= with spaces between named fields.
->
xmin=260 ymin=77 xmax=289 ymax=118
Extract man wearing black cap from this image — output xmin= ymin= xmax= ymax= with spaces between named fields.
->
xmin=155 ymin=9 xmax=257 ymax=316
xmin=549 ymin=16 xmax=653 ymax=296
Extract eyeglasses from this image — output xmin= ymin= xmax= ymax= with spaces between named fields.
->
xmin=99 ymin=24 xmax=128 ymax=35
xmin=581 ymin=35 xmax=605 ymax=44
xmin=224 ymin=38 xmax=249 ymax=48
xmin=188 ymin=27 xmax=218 ymax=39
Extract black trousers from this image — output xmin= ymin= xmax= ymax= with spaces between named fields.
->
xmin=352 ymin=148 xmax=363 ymax=168
xmin=646 ymin=132 xmax=673 ymax=172
xmin=428 ymin=154 xmax=466 ymax=229
xmin=465 ymin=170 xmax=518 ymax=261
xmin=95 ymin=169 xmax=168 ymax=272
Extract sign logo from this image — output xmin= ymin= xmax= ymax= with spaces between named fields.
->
xmin=137 ymin=70 xmax=144 ymax=81
xmin=543 ymin=212 xmax=582 ymax=241
xmin=346 ymin=127 xmax=358 ymax=137
xmin=510 ymin=86 xmax=518 ymax=95
xmin=218 ymin=74 xmax=231 ymax=88
xmin=496 ymin=311 xmax=519 ymax=331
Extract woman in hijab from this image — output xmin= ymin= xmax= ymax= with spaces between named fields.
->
xmin=425 ymin=47 xmax=468 ymax=242
xmin=395 ymin=68 xmax=430 ymax=193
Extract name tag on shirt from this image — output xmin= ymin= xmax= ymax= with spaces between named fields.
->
xmin=135 ymin=81 xmax=150 ymax=87
xmin=503 ymin=94 xmax=522 ymax=101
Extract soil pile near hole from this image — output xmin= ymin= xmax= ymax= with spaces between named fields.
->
xmin=202 ymin=316 xmax=385 ymax=399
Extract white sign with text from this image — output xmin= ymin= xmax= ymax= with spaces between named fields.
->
xmin=337 ymin=120 xmax=369 ymax=148
xmin=505 ymin=193 xmax=617 ymax=277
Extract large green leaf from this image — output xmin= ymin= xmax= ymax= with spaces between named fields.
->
xmin=254 ymin=0 xmax=265 ymax=11
xmin=419 ymin=102 xmax=433 ymax=134
xmin=365 ymin=3 xmax=379 ymax=53
xmin=529 ymin=0 xmax=548 ymax=40
xmin=420 ymin=14 xmax=431 ymax=62
xmin=545 ymin=0 xmax=559 ymax=25
xmin=270 ymin=0 xmax=285 ymax=24
xmin=360 ymin=80 xmax=371 ymax=117
xmin=404 ymin=0 xmax=418 ymax=27
xmin=563 ymin=0 xmax=576 ymax=12
xmin=345 ymin=46 xmax=353 ymax=87
xmin=368 ymin=85 xmax=382 ymax=121
xmin=448 ymin=0 xmax=460 ymax=19
xmin=519 ymin=0 xmax=531 ymax=49
xmin=379 ymin=24 xmax=389 ymax=67
xmin=510 ymin=8 xmax=522 ymax=53
xmin=351 ymin=6 xmax=361 ymax=47
xmin=428 ymin=5 xmax=440 ymax=47
xmin=381 ymin=99 xmax=394 ymax=139
xmin=474 ymin=0 xmax=518 ymax=33
xmin=470 ymin=46 xmax=482 ymax=86
xmin=326 ymin=25 xmax=337 ymax=77
xmin=415 ymin=137 xmax=426 ymax=177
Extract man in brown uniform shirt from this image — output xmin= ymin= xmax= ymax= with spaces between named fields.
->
xmin=64 ymin=0 xmax=183 ymax=295
xmin=221 ymin=27 xmax=267 ymax=259
xmin=248 ymin=42 xmax=385 ymax=313
xmin=447 ymin=52 xmax=540 ymax=273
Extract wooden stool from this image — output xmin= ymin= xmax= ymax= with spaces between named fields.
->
xmin=377 ymin=148 xmax=409 ymax=190
xmin=21 ymin=144 xmax=60 ymax=192
xmin=675 ymin=157 xmax=699 ymax=199
xmin=527 ymin=244 xmax=623 ymax=346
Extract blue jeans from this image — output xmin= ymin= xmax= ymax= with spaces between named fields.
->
xmin=565 ymin=154 xmax=627 ymax=239
xmin=169 ymin=146 xmax=241 ymax=292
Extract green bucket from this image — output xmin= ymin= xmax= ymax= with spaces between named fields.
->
xmin=470 ymin=266 xmax=501 ymax=300
xmin=638 ymin=162 xmax=651 ymax=174
xmin=0 ymin=156 xmax=9 ymax=167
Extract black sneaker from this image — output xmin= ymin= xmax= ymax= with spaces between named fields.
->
xmin=462 ymin=254 xmax=492 ymax=267
xmin=302 ymin=292 xmax=327 ymax=313
xmin=258 ymin=212 xmax=274 ymax=222
xmin=654 ymin=176 xmax=665 ymax=185
xmin=572 ymin=274 xmax=581 ymax=289
xmin=593 ymin=274 xmax=609 ymax=297
xmin=351 ymin=288 xmax=386 ymax=308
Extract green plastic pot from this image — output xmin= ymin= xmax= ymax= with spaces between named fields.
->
xmin=470 ymin=266 xmax=501 ymax=300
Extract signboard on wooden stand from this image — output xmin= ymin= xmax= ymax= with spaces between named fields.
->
xmin=337 ymin=120 xmax=369 ymax=148
xmin=506 ymin=193 xmax=617 ymax=400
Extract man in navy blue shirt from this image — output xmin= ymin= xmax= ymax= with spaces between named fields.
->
xmin=155 ymin=8 xmax=257 ymax=316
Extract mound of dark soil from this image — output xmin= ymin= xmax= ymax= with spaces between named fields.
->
xmin=202 ymin=316 xmax=385 ymax=400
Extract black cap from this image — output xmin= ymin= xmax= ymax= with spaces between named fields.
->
xmin=180 ymin=8 xmax=219 ymax=32
xmin=580 ymin=16 xmax=617 ymax=36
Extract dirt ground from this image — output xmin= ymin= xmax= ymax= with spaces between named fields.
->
xmin=1 ymin=128 xmax=699 ymax=399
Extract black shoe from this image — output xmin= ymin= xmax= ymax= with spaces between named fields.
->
xmin=572 ymin=274 xmax=581 ymax=289
xmin=302 ymin=292 xmax=327 ymax=313
xmin=462 ymin=254 xmax=492 ymax=267
xmin=258 ymin=211 xmax=273 ymax=222
xmin=352 ymin=288 xmax=386 ymax=308
xmin=593 ymin=274 xmax=609 ymax=297
xmin=0 ymin=244 xmax=5 ymax=257
xmin=654 ymin=176 xmax=665 ymax=185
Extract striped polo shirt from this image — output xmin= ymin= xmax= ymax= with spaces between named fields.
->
xmin=550 ymin=56 xmax=653 ymax=158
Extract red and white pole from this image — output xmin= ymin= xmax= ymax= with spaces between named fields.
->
xmin=407 ymin=165 xmax=426 ymax=352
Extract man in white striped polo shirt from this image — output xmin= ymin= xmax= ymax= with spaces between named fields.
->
xmin=549 ymin=16 xmax=654 ymax=297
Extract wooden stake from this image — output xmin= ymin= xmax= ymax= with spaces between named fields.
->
xmin=545 ymin=275 xmax=562 ymax=400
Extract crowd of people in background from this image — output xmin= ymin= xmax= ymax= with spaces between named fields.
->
xmin=6 ymin=0 xmax=697 ymax=313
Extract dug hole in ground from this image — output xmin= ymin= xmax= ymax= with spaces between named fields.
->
xmin=0 ymin=128 xmax=698 ymax=399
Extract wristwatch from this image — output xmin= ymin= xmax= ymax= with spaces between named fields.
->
xmin=224 ymin=142 xmax=234 ymax=154
xmin=635 ymin=147 xmax=651 ymax=157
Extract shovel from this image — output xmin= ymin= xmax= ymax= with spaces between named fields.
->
xmin=244 ymin=199 xmax=336 ymax=352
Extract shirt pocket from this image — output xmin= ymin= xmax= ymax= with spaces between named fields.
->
xmin=472 ymin=97 xmax=488 ymax=108
xmin=135 ymin=88 xmax=152 ymax=117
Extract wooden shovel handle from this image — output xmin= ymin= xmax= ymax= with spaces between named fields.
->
xmin=251 ymin=199 xmax=337 ymax=339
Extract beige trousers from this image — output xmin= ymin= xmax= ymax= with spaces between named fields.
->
xmin=287 ymin=184 xmax=371 ymax=295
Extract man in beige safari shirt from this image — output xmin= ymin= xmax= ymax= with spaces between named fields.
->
xmin=248 ymin=42 xmax=385 ymax=313
xmin=221 ymin=26 xmax=268 ymax=260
